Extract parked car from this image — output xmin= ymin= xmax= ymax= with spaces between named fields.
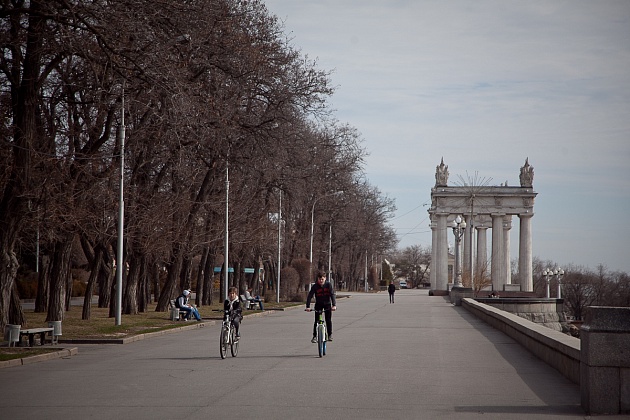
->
xmin=399 ymin=280 xmax=408 ymax=289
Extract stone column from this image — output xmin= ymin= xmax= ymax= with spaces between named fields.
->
xmin=463 ymin=214 xmax=472 ymax=278
xmin=518 ymin=214 xmax=533 ymax=292
xmin=491 ymin=213 xmax=505 ymax=290
xmin=503 ymin=215 xmax=512 ymax=286
xmin=430 ymin=219 xmax=437 ymax=290
xmin=436 ymin=213 xmax=449 ymax=291
xmin=476 ymin=225 xmax=488 ymax=279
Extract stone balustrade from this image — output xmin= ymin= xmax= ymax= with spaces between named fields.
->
xmin=462 ymin=299 xmax=630 ymax=415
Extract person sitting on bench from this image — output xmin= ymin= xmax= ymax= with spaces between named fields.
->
xmin=244 ymin=288 xmax=264 ymax=310
xmin=176 ymin=289 xmax=202 ymax=321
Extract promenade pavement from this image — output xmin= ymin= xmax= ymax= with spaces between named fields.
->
xmin=0 ymin=289 xmax=608 ymax=419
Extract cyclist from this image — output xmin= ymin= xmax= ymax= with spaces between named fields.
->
xmin=224 ymin=287 xmax=243 ymax=339
xmin=305 ymin=270 xmax=336 ymax=342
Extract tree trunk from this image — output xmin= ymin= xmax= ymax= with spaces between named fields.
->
xmin=179 ymin=254 xmax=193 ymax=292
xmin=156 ymin=249 xmax=184 ymax=311
xmin=34 ymin=255 xmax=50 ymax=312
xmin=151 ymin=261 xmax=160 ymax=303
xmin=65 ymin=265 xmax=73 ymax=311
xmin=195 ymin=246 xmax=209 ymax=306
xmin=123 ymin=251 xmax=141 ymax=315
xmin=10 ymin=284 xmax=26 ymax=327
xmin=202 ymin=250 xmax=215 ymax=306
xmin=82 ymin=245 xmax=103 ymax=320
xmin=138 ymin=256 xmax=150 ymax=313
xmin=0 ymin=0 xmax=46 ymax=331
xmin=98 ymin=245 xmax=114 ymax=308
xmin=46 ymin=240 xmax=73 ymax=322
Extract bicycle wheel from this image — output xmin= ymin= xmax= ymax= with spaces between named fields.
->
xmin=219 ymin=327 xmax=228 ymax=359
xmin=317 ymin=324 xmax=324 ymax=357
xmin=230 ymin=327 xmax=239 ymax=357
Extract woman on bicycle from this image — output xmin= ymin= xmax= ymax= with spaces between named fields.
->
xmin=305 ymin=270 xmax=336 ymax=342
xmin=224 ymin=287 xmax=243 ymax=339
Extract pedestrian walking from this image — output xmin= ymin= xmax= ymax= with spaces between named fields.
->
xmin=388 ymin=282 xmax=395 ymax=303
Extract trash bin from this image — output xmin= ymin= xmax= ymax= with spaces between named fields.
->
xmin=170 ymin=306 xmax=180 ymax=321
xmin=5 ymin=324 xmax=20 ymax=347
xmin=48 ymin=320 xmax=62 ymax=345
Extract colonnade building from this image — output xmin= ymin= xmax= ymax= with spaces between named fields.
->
xmin=428 ymin=159 xmax=537 ymax=293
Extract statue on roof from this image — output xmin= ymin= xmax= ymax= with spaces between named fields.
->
xmin=435 ymin=158 xmax=449 ymax=187
xmin=519 ymin=158 xmax=534 ymax=187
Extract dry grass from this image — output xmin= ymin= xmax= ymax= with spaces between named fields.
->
xmin=0 ymin=347 xmax=60 ymax=361
xmin=1 ymin=300 xmax=300 ymax=361
xmin=18 ymin=303 xmax=219 ymax=339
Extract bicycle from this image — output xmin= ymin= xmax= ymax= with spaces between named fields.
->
xmin=220 ymin=310 xmax=239 ymax=359
xmin=306 ymin=308 xmax=330 ymax=357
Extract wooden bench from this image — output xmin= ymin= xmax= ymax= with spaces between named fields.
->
xmin=19 ymin=327 xmax=54 ymax=346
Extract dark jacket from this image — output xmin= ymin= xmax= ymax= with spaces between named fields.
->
xmin=175 ymin=294 xmax=188 ymax=308
xmin=224 ymin=298 xmax=242 ymax=319
xmin=306 ymin=281 xmax=336 ymax=308
xmin=388 ymin=283 xmax=396 ymax=294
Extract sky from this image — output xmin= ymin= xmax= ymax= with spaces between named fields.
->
xmin=263 ymin=0 xmax=630 ymax=274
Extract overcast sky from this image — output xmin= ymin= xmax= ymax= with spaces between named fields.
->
xmin=264 ymin=0 xmax=630 ymax=274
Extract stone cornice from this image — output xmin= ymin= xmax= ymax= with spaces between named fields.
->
xmin=429 ymin=186 xmax=537 ymax=217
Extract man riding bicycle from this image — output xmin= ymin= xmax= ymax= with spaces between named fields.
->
xmin=305 ymin=270 xmax=337 ymax=342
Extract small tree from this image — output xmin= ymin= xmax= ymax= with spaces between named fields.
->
xmin=464 ymin=260 xmax=492 ymax=297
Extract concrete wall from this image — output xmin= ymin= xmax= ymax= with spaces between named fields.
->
xmin=463 ymin=299 xmax=630 ymax=415
xmin=474 ymin=297 xmax=566 ymax=331
xmin=580 ymin=306 xmax=630 ymax=415
xmin=462 ymin=298 xmax=580 ymax=384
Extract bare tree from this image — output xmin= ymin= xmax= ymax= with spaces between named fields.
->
xmin=1 ymin=0 xmax=399 ymax=330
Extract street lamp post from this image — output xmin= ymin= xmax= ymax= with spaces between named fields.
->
xmin=309 ymin=191 xmax=342 ymax=282
xmin=543 ymin=268 xmax=552 ymax=298
xmin=555 ymin=268 xmax=564 ymax=299
xmin=451 ymin=215 xmax=466 ymax=287
xmin=223 ymin=163 xmax=229 ymax=302
xmin=364 ymin=251 xmax=368 ymax=292
xmin=115 ymin=91 xmax=125 ymax=326
xmin=277 ymin=189 xmax=282 ymax=303
xmin=328 ymin=224 xmax=332 ymax=282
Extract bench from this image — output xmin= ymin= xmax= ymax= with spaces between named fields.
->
xmin=19 ymin=327 xmax=54 ymax=346
xmin=168 ymin=299 xmax=187 ymax=321
xmin=240 ymin=294 xmax=263 ymax=310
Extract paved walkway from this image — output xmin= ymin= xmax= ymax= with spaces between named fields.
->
xmin=0 ymin=289 xmax=610 ymax=419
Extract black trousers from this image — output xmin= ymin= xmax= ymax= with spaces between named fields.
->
xmin=312 ymin=305 xmax=333 ymax=337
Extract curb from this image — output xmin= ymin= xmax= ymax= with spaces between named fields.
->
xmin=58 ymin=320 xmax=217 ymax=344
xmin=1 ymin=305 xmax=304 ymax=367
xmin=0 ymin=347 xmax=79 ymax=369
